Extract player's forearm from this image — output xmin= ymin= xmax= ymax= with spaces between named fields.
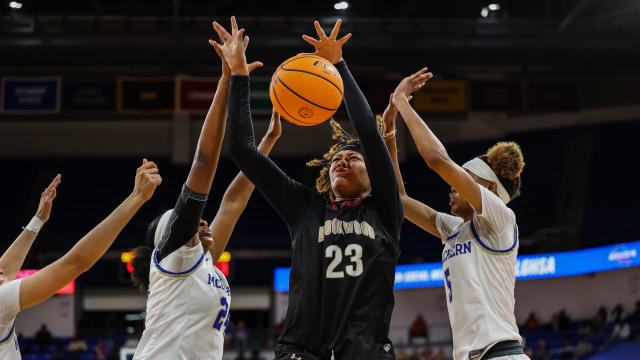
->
xmin=395 ymin=99 xmax=451 ymax=170
xmin=0 ymin=229 xmax=37 ymax=279
xmin=186 ymin=77 xmax=230 ymax=193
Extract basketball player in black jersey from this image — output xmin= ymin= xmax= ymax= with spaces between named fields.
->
xmin=216 ymin=18 xmax=403 ymax=360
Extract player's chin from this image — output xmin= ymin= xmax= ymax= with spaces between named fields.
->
xmin=199 ymin=235 xmax=214 ymax=251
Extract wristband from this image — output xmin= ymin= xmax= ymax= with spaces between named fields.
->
xmin=23 ymin=216 xmax=45 ymax=235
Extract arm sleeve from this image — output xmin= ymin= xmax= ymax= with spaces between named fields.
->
xmin=471 ymin=186 xmax=517 ymax=249
xmin=0 ymin=279 xmax=22 ymax=321
xmin=436 ymin=212 xmax=464 ymax=244
xmin=334 ymin=61 xmax=404 ymax=239
xmin=155 ymin=184 xmax=208 ymax=263
xmin=227 ymin=76 xmax=317 ymax=233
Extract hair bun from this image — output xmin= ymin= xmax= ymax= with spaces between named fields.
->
xmin=486 ymin=141 xmax=525 ymax=180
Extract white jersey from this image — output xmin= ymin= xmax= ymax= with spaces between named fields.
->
xmin=0 ymin=279 xmax=22 ymax=360
xmin=436 ymin=186 xmax=522 ymax=360
xmin=134 ymin=244 xmax=231 ymax=360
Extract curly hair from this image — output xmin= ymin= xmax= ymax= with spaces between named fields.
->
xmin=306 ymin=116 xmax=395 ymax=201
xmin=479 ymin=141 xmax=525 ymax=200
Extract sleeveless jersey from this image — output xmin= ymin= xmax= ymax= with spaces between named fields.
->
xmin=277 ymin=196 xmax=400 ymax=360
xmin=435 ymin=186 xmax=522 ymax=360
xmin=134 ymin=244 xmax=231 ymax=360
xmin=0 ymin=279 xmax=22 ymax=360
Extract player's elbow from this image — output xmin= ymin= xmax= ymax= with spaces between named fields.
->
xmin=422 ymin=151 xmax=451 ymax=173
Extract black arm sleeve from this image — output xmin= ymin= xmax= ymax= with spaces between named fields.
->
xmin=227 ymin=76 xmax=317 ymax=234
xmin=155 ymin=184 xmax=208 ymax=263
xmin=335 ymin=61 xmax=404 ymax=239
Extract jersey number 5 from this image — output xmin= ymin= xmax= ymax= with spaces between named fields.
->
xmin=213 ymin=297 xmax=230 ymax=333
xmin=325 ymin=244 xmax=363 ymax=278
xmin=444 ymin=268 xmax=452 ymax=303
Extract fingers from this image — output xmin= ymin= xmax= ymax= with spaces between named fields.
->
xmin=313 ymin=20 xmax=327 ymax=39
xmin=47 ymin=174 xmax=62 ymax=191
xmin=243 ymin=35 xmax=249 ymax=50
xmin=212 ymin=21 xmax=231 ymax=42
xmin=209 ymin=40 xmax=224 ymax=57
xmin=302 ymin=35 xmax=320 ymax=47
xmin=139 ymin=158 xmax=157 ymax=172
xmin=230 ymin=16 xmax=238 ymax=35
xmin=329 ymin=19 xmax=342 ymax=40
xmin=247 ymin=61 xmax=264 ymax=73
xmin=148 ymin=174 xmax=163 ymax=185
xmin=338 ymin=33 xmax=352 ymax=45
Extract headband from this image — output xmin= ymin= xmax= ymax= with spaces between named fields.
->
xmin=335 ymin=143 xmax=363 ymax=156
xmin=462 ymin=157 xmax=511 ymax=204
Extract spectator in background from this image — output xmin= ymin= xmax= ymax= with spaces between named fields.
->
xmin=524 ymin=312 xmax=541 ymax=331
xmin=631 ymin=300 xmax=640 ymax=323
xmin=35 ymin=324 xmax=52 ymax=347
xmin=574 ymin=337 xmax=593 ymax=359
xmin=590 ymin=306 xmax=608 ymax=336
xmin=558 ymin=309 xmax=571 ymax=330
xmin=409 ymin=314 xmax=429 ymax=344
xmin=94 ymin=339 xmax=109 ymax=360
xmin=609 ymin=304 xmax=625 ymax=324
xmin=235 ymin=319 xmax=250 ymax=352
xmin=66 ymin=336 xmax=88 ymax=352
xmin=532 ymin=339 xmax=550 ymax=360
xmin=611 ymin=319 xmax=631 ymax=342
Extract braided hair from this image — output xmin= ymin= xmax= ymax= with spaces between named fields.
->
xmin=306 ymin=116 xmax=395 ymax=201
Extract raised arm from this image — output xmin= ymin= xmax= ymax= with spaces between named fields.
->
xmin=0 ymin=175 xmax=60 ymax=281
xmin=392 ymin=68 xmax=483 ymax=213
xmin=382 ymin=93 xmax=440 ymax=239
xmin=219 ymin=17 xmax=316 ymax=230
xmin=153 ymin=23 xmax=264 ymax=262
xmin=186 ymin=22 xmax=263 ymax=195
xmin=19 ymin=160 xmax=161 ymax=310
xmin=209 ymin=109 xmax=281 ymax=262
xmin=302 ymin=19 xmax=403 ymax=237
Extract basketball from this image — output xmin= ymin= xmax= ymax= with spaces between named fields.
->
xmin=269 ymin=54 xmax=344 ymax=126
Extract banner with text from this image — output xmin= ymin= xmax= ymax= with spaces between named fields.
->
xmin=413 ymin=80 xmax=467 ymax=112
xmin=274 ymin=240 xmax=640 ymax=292
xmin=63 ymin=80 xmax=116 ymax=111
xmin=117 ymin=76 xmax=175 ymax=114
xmin=1 ymin=77 xmax=61 ymax=113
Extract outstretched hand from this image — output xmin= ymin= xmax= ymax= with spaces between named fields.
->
xmin=209 ymin=16 xmax=263 ymax=76
xmin=301 ymin=19 xmax=352 ymax=64
xmin=392 ymin=67 xmax=433 ymax=107
xmin=209 ymin=18 xmax=263 ymax=77
xmin=35 ymin=174 xmax=61 ymax=223
xmin=132 ymin=159 xmax=162 ymax=202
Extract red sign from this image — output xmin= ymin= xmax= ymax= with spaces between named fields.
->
xmin=215 ymin=261 xmax=229 ymax=277
xmin=177 ymin=76 xmax=220 ymax=114
xmin=16 ymin=270 xmax=75 ymax=294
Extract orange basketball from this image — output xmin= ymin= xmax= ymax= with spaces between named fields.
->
xmin=269 ymin=55 xmax=344 ymax=126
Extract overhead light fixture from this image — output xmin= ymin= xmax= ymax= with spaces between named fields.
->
xmin=488 ymin=3 xmax=501 ymax=11
xmin=9 ymin=1 xmax=22 ymax=9
xmin=481 ymin=7 xmax=489 ymax=18
xmin=334 ymin=1 xmax=349 ymax=10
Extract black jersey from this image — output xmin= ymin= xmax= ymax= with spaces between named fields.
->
xmin=227 ymin=60 xmax=403 ymax=359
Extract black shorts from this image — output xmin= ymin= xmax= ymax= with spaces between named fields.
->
xmin=274 ymin=343 xmax=395 ymax=360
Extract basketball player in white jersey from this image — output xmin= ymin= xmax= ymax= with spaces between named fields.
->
xmin=0 ymin=162 xmax=161 ymax=360
xmin=383 ymin=69 xmax=529 ymax=360
xmin=131 ymin=18 xmax=276 ymax=360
